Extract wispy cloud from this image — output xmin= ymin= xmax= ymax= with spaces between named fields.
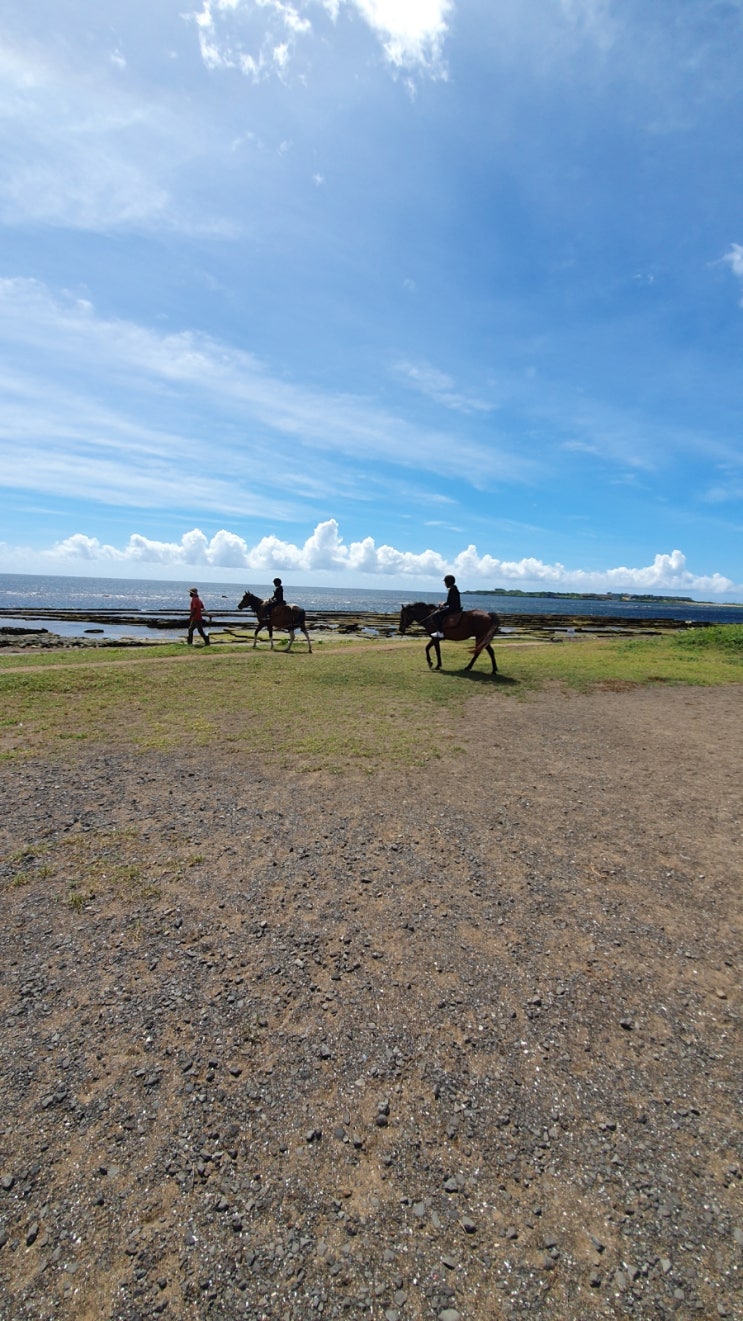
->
xmin=394 ymin=360 xmax=493 ymax=414
xmin=189 ymin=0 xmax=452 ymax=81
xmin=0 ymin=279 xmax=537 ymax=512
xmin=559 ymin=0 xmax=616 ymax=51
xmin=723 ymin=243 xmax=743 ymax=306
xmin=0 ymin=32 xmax=237 ymax=234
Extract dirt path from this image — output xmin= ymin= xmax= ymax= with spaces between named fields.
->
xmin=0 ymin=684 xmax=740 ymax=1320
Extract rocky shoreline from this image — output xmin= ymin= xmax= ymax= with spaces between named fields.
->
xmin=0 ymin=607 xmax=698 ymax=652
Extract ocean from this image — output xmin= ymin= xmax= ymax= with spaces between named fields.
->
xmin=0 ymin=572 xmax=741 ymax=639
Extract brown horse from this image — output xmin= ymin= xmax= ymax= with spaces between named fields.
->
xmin=237 ymin=590 xmax=312 ymax=652
xmin=399 ymin=601 xmax=500 ymax=674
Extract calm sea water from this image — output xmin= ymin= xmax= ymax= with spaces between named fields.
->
xmin=0 ymin=572 xmax=741 ymax=637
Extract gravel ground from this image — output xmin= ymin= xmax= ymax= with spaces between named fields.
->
xmin=0 ymin=684 xmax=740 ymax=1321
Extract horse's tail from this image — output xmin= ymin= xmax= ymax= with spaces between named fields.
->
xmin=471 ymin=615 xmax=500 ymax=659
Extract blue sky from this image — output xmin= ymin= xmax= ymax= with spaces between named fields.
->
xmin=1 ymin=0 xmax=742 ymax=596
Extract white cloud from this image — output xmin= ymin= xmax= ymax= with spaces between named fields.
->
xmin=395 ymin=359 xmax=493 ymax=414
xmin=559 ymin=0 xmax=616 ymax=51
xmin=343 ymin=0 xmax=452 ymax=71
xmin=31 ymin=522 xmax=736 ymax=595
xmin=0 ymin=279 xmax=535 ymax=504
xmin=190 ymin=0 xmax=452 ymax=81
xmin=450 ymin=546 xmax=735 ymax=595
xmin=0 ymin=34 xmax=224 ymax=233
xmin=723 ymin=243 xmax=743 ymax=305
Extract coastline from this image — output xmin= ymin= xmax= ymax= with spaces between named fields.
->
xmin=2 ymin=573 xmax=741 ymax=648
xmin=0 ymin=604 xmax=718 ymax=650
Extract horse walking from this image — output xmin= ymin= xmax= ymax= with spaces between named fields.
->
xmin=237 ymin=590 xmax=312 ymax=652
xmin=399 ymin=602 xmax=500 ymax=674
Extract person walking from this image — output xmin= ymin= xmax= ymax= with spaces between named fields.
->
xmin=187 ymin=587 xmax=210 ymax=645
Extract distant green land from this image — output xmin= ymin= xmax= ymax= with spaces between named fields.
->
xmin=464 ymin=589 xmax=699 ymax=603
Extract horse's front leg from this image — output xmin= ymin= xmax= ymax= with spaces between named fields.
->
xmin=487 ymin=644 xmax=498 ymax=674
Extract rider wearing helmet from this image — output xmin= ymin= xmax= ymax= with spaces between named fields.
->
xmin=266 ymin=578 xmax=285 ymax=614
xmin=426 ymin=574 xmax=461 ymax=639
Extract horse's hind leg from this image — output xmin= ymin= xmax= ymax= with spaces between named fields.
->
xmin=286 ymin=629 xmax=294 ymax=652
xmin=464 ymin=645 xmax=496 ymax=673
xmin=464 ymin=639 xmax=481 ymax=671
xmin=303 ymin=627 xmax=312 ymax=653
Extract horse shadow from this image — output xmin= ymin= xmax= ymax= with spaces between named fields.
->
xmin=431 ymin=667 xmax=519 ymax=686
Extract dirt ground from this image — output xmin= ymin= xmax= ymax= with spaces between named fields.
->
xmin=0 ymin=682 xmax=740 ymax=1321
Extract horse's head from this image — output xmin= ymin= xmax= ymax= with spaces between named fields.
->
xmin=237 ymin=590 xmax=249 ymax=611
xmin=237 ymin=589 xmax=261 ymax=612
xmin=400 ymin=602 xmax=436 ymax=633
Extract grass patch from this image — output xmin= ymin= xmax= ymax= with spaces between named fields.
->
xmin=671 ymin=623 xmax=743 ymax=655
xmin=0 ymin=629 xmax=740 ymax=769
xmin=2 ymin=826 xmax=174 ymax=907
xmin=0 ymin=642 xmax=470 ymax=769
xmin=500 ymin=628 xmax=743 ymax=692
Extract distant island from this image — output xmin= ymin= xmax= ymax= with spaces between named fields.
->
xmin=464 ymin=589 xmax=699 ymax=603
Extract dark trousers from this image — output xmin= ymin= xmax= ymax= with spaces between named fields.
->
xmin=426 ymin=608 xmax=453 ymax=632
xmin=188 ymin=623 xmax=209 ymax=644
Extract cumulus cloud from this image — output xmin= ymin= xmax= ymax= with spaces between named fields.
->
xmin=43 ymin=521 xmax=737 ymax=594
xmin=345 ymin=0 xmax=452 ymax=71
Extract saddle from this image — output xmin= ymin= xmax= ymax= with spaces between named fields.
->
xmin=440 ymin=611 xmax=463 ymax=630
xmin=265 ymin=603 xmax=293 ymax=624
xmin=429 ymin=610 xmax=462 ymax=635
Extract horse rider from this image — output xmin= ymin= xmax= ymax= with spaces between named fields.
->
xmin=265 ymin=578 xmax=285 ymax=616
xmin=426 ymin=574 xmax=462 ymax=638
